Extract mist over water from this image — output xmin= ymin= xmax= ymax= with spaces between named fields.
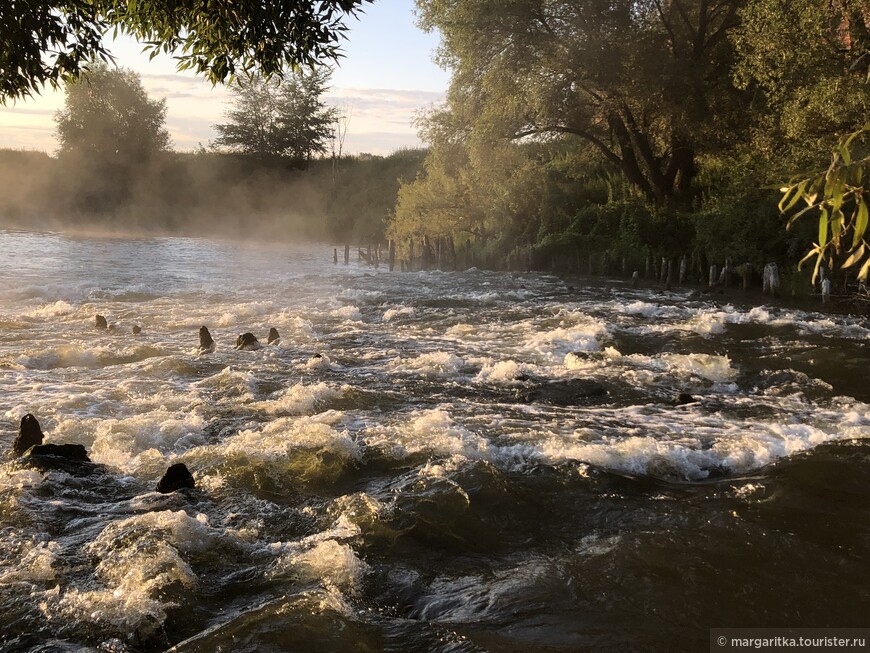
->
xmin=1 ymin=229 xmax=868 ymax=652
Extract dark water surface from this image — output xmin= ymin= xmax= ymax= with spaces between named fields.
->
xmin=0 ymin=230 xmax=867 ymax=652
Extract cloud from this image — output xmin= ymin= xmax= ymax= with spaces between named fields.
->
xmin=0 ymin=78 xmax=439 ymax=156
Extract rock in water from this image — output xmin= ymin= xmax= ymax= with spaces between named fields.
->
xmin=156 ymin=463 xmax=195 ymax=493
xmin=13 ymin=414 xmax=44 ymax=455
xmin=267 ymin=327 xmax=280 ymax=345
xmin=519 ymin=379 xmax=608 ymax=406
xmin=672 ymin=393 xmax=697 ymax=406
xmin=236 ymin=332 xmax=261 ymax=351
xmin=26 ymin=443 xmax=91 ymax=462
xmin=132 ymin=325 xmax=142 ymax=335
xmin=95 ymin=314 xmax=108 ymax=329
xmin=198 ymin=326 xmax=215 ymax=354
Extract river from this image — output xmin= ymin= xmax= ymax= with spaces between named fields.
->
xmin=0 ymin=230 xmax=868 ymax=652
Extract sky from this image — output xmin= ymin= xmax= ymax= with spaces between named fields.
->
xmin=0 ymin=1 xmax=450 ymax=156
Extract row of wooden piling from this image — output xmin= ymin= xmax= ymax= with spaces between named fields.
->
xmin=332 ymin=241 xmax=853 ymax=303
xmin=334 ymin=237 xmax=461 ymax=273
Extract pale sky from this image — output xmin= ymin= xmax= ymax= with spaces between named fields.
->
xmin=0 ymin=1 xmax=449 ymax=155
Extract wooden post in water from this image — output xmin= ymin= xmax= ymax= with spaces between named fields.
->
xmin=632 ymin=270 xmax=639 ymax=288
xmin=709 ymin=264 xmax=718 ymax=288
xmin=344 ymin=244 xmax=350 ymax=265
xmin=679 ymin=256 xmax=687 ymax=284
xmin=660 ymin=257 xmax=668 ymax=284
xmin=374 ymin=243 xmax=380 ymax=268
xmin=720 ymin=258 xmax=731 ymax=287
xmin=333 ymin=248 xmax=338 ymax=264
xmin=422 ymin=236 xmax=431 ymax=270
xmin=821 ymin=278 xmax=831 ymax=303
xmin=742 ymin=263 xmax=752 ymax=290
xmin=388 ymin=239 xmax=396 ymax=271
xmin=762 ymin=263 xmax=780 ymax=296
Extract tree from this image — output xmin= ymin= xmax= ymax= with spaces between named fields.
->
xmin=416 ymin=0 xmax=746 ymax=206
xmin=55 ymin=63 xmax=170 ymax=163
xmin=732 ymin=0 xmax=870 ymax=161
xmin=0 ymin=0 xmax=373 ymax=102
xmin=212 ymin=69 xmax=338 ymax=163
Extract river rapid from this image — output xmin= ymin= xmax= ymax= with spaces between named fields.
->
xmin=0 ymin=230 xmax=868 ymax=652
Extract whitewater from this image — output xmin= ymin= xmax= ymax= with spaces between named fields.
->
xmin=0 ymin=230 xmax=868 ymax=652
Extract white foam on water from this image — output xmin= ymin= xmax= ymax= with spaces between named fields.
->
xmin=213 ymin=301 xmax=277 ymax=328
xmin=340 ymin=288 xmax=383 ymax=303
xmin=366 ymin=409 xmax=490 ymax=461
xmin=0 ymin=536 xmax=61 ymax=583
xmin=188 ymin=415 xmax=359 ymax=482
xmin=331 ymin=305 xmax=363 ymax=322
xmin=620 ymin=301 xmax=664 ymax=318
xmin=304 ymin=353 xmax=333 ymax=371
xmin=26 ymin=300 xmax=78 ymax=319
xmin=390 ymin=352 xmax=466 ymax=378
xmin=489 ymin=402 xmax=859 ymax=480
xmin=194 ymin=366 xmax=258 ymax=401
xmin=39 ymin=510 xmax=211 ymax=637
xmin=619 ymin=352 xmax=738 ymax=387
xmin=252 ymin=382 xmax=347 ymax=415
xmin=563 ymin=347 xmax=622 ymax=372
xmin=383 ymin=307 xmax=416 ymax=321
xmin=474 ymin=360 xmax=530 ymax=384
xmin=76 ymin=410 xmax=207 ymax=471
xmin=270 ymin=539 xmax=370 ymax=594
xmin=522 ymin=324 xmax=604 ymax=361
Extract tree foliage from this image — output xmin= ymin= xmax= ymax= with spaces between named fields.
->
xmin=732 ymin=0 xmax=870 ymax=158
xmin=780 ymin=124 xmax=870 ymax=282
xmin=212 ymin=69 xmax=338 ymax=163
xmin=415 ymin=0 xmax=746 ymax=205
xmin=55 ymin=63 xmax=170 ymax=163
xmin=0 ymin=0 xmax=372 ymax=102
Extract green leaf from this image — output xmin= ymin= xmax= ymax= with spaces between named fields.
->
xmin=780 ymin=178 xmax=809 ymax=213
xmin=843 ymin=242 xmax=866 ymax=269
xmin=853 ymin=197 xmax=869 ymax=249
xmin=798 ymin=246 xmax=820 ymax=269
xmin=818 ymin=208 xmax=828 ymax=249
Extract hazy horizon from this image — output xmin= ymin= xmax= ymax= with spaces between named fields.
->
xmin=0 ymin=1 xmax=449 ymax=156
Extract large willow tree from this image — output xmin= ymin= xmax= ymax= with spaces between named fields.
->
xmin=417 ymin=0 xmax=746 ymax=206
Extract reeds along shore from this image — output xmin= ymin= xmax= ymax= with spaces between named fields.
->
xmin=334 ymin=239 xmax=870 ymax=312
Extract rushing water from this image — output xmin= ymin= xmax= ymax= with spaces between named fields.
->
xmin=0 ymin=230 xmax=868 ymax=653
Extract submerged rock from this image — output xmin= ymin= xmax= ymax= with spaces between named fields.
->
xmin=13 ymin=414 xmax=45 ymax=456
xmin=156 ymin=463 xmax=195 ymax=493
xmin=95 ymin=314 xmax=108 ymax=329
xmin=267 ymin=327 xmax=280 ymax=345
xmin=132 ymin=324 xmax=142 ymax=335
xmin=519 ymin=379 xmax=608 ymax=405
xmin=672 ymin=393 xmax=697 ymax=406
xmin=235 ymin=332 xmax=261 ymax=351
